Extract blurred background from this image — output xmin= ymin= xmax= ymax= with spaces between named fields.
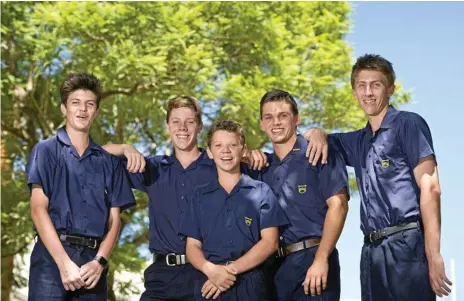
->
xmin=1 ymin=2 xmax=462 ymax=300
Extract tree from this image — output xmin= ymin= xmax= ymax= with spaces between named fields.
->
xmin=1 ymin=2 xmax=410 ymax=300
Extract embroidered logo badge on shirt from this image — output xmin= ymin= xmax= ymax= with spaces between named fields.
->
xmin=298 ymin=185 xmax=307 ymax=194
xmin=381 ymin=159 xmax=390 ymax=168
xmin=245 ymin=217 xmax=252 ymax=226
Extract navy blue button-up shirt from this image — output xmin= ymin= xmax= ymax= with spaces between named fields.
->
xmin=258 ymin=135 xmax=349 ymax=245
xmin=127 ymin=150 xmax=218 ymax=254
xmin=26 ymin=127 xmax=136 ymax=239
xmin=329 ymin=106 xmax=435 ymax=234
xmin=179 ymin=174 xmax=287 ymax=264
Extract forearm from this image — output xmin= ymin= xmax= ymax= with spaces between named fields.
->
xmin=96 ymin=208 xmax=121 ymax=259
xmin=102 ymin=144 xmax=131 ymax=156
xmin=31 ymin=207 xmax=70 ymax=267
xmin=187 ymin=244 xmax=213 ymax=276
xmin=420 ymin=187 xmax=441 ymax=258
xmin=229 ymin=236 xmax=278 ymax=274
xmin=315 ymin=202 xmax=348 ymax=262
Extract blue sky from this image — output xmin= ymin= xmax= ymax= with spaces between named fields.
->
xmin=338 ymin=2 xmax=464 ymax=300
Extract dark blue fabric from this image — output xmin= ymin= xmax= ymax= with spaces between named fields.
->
xmin=274 ymin=247 xmax=340 ymax=301
xmin=139 ymin=262 xmax=198 ymax=301
xmin=360 ymin=228 xmax=435 ymax=301
xmin=28 ymin=240 xmax=107 ymax=301
xmin=179 ymin=174 xmax=288 ymax=264
xmin=125 ymin=150 xmax=218 ymax=255
xmin=26 ymin=127 xmax=136 ymax=239
xmin=258 ymin=135 xmax=349 ymax=245
xmin=328 ymin=106 xmax=435 ymax=235
xmin=193 ymin=269 xmax=266 ymax=301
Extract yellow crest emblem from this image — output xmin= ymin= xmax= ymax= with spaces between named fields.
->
xmin=381 ymin=159 xmax=390 ymax=168
xmin=245 ymin=217 xmax=252 ymax=226
xmin=298 ymin=185 xmax=307 ymax=194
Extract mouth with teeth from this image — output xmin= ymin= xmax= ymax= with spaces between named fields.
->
xmin=271 ymin=128 xmax=284 ymax=134
xmin=76 ymin=115 xmax=88 ymax=121
xmin=175 ymin=134 xmax=190 ymax=140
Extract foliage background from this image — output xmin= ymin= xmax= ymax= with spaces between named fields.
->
xmin=1 ymin=2 xmax=410 ymax=300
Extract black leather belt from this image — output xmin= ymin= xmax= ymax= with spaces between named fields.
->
xmin=59 ymin=234 xmax=100 ymax=249
xmin=277 ymin=238 xmax=321 ymax=258
xmin=153 ymin=253 xmax=189 ymax=266
xmin=364 ymin=222 xmax=418 ymax=244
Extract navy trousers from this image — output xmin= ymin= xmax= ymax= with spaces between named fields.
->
xmin=275 ymin=247 xmax=340 ymax=301
xmin=140 ymin=262 xmax=199 ymax=301
xmin=28 ymin=240 xmax=107 ymax=301
xmin=360 ymin=228 xmax=435 ymax=301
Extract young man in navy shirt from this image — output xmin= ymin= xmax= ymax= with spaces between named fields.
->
xmin=103 ymin=96 xmax=268 ymax=301
xmin=305 ymin=54 xmax=452 ymax=300
xmin=179 ymin=120 xmax=287 ymax=301
xmin=258 ymin=90 xmax=350 ymax=301
xmin=26 ymin=73 xmax=136 ymax=301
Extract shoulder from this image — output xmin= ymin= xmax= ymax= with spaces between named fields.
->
xmin=31 ymin=135 xmax=59 ymax=155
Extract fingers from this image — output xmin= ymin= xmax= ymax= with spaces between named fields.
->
xmin=315 ymin=275 xmax=322 ymax=295
xmin=322 ymin=274 xmax=328 ymax=291
xmin=321 ymin=143 xmax=328 ymax=164
xmin=224 ymin=265 xmax=237 ymax=275
xmin=139 ymin=156 xmax=146 ymax=173
xmin=254 ymin=150 xmax=267 ymax=170
xmin=213 ymin=288 xmax=222 ymax=299
xmin=302 ymin=276 xmax=310 ymax=295
xmin=309 ymin=275 xmax=317 ymax=296
xmin=203 ymin=283 xmax=217 ymax=299
xmin=252 ymin=151 xmax=261 ymax=170
xmin=87 ymin=276 xmax=100 ymax=289
xmin=311 ymin=148 xmax=322 ymax=167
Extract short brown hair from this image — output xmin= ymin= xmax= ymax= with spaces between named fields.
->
xmin=351 ymin=54 xmax=396 ymax=88
xmin=60 ymin=73 xmax=102 ymax=108
xmin=166 ymin=95 xmax=202 ymax=125
xmin=259 ymin=90 xmax=298 ymax=119
xmin=206 ymin=120 xmax=246 ymax=148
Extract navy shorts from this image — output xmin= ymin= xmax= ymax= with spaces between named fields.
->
xmin=28 ymin=240 xmax=107 ymax=301
xmin=140 ymin=262 xmax=199 ymax=301
xmin=275 ymin=247 xmax=340 ymax=301
xmin=194 ymin=268 xmax=266 ymax=301
xmin=360 ymin=228 xmax=435 ymax=301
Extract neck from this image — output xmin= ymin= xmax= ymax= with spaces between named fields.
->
xmin=218 ymin=168 xmax=241 ymax=194
xmin=175 ymin=145 xmax=201 ymax=169
xmin=368 ymin=105 xmax=389 ymax=134
xmin=66 ymin=125 xmax=90 ymax=156
xmin=273 ymin=134 xmax=298 ymax=161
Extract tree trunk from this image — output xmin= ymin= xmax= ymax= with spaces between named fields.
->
xmin=1 ymin=255 xmax=14 ymax=301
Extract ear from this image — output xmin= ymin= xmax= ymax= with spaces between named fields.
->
xmin=388 ymin=84 xmax=396 ymax=98
xmin=165 ymin=120 xmax=171 ymax=135
xmin=60 ymin=103 xmax=67 ymax=116
xmin=259 ymin=119 xmax=265 ymax=131
xmin=198 ymin=122 xmax=203 ymax=133
xmin=206 ymin=147 xmax=213 ymax=159
xmin=241 ymin=144 xmax=248 ymax=158
xmin=295 ymin=114 xmax=300 ymax=126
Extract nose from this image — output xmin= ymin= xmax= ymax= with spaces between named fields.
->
xmin=79 ymin=103 xmax=88 ymax=112
xmin=272 ymin=116 xmax=281 ymax=126
xmin=365 ymin=84 xmax=374 ymax=96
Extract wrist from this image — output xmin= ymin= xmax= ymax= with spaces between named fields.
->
xmin=201 ymin=261 xmax=215 ymax=276
xmin=94 ymin=255 xmax=108 ymax=268
xmin=314 ymin=251 xmax=329 ymax=263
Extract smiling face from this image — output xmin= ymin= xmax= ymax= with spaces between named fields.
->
xmin=353 ymin=69 xmax=395 ymax=117
xmin=207 ymin=130 xmax=245 ymax=174
xmin=260 ymin=100 xmax=299 ymax=145
xmin=60 ymin=89 xmax=99 ymax=132
xmin=166 ymin=107 xmax=202 ymax=152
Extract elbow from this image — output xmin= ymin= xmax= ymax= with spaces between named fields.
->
xmin=421 ymin=174 xmax=441 ymax=198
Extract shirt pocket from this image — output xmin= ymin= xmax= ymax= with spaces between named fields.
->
xmin=281 ymin=166 xmax=320 ymax=208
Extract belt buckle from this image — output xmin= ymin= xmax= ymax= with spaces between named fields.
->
xmin=369 ymin=232 xmax=376 ymax=243
xmin=90 ymin=239 xmax=97 ymax=249
xmin=276 ymin=246 xmax=285 ymax=258
xmin=166 ymin=253 xmax=176 ymax=266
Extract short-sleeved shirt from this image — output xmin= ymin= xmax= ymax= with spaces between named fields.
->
xmin=26 ymin=127 xmax=136 ymax=239
xmin=126 ymin=150 xmax=218 ymax=254
xmin=329 ymin=105 xmax=435 ymax=234
xmin=179 ymin=174 xmax=288 ymax=264
xmin=258 ymin=135 xmax=349 ymax=245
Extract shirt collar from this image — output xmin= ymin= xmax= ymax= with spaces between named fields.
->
xmin=362 ymin=105 xmax=399 ymax=133
xmin=203 ymin=173 xmax=256 ymax=194
xmin=271 ymin=134 xmax=308 ymax=165
xmin=56 ymin=126 xmax=101 ymax=151
xmin=161 ymin=148 xmax=213 ymax=166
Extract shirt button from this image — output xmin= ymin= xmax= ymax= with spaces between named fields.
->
xmin=181 ymin=183 xmax=185 ymax=186
xmin=227 ymin=224 xmax=231 ymax=228
xmin=181 ymin=196 xmax=185 ymax=200
xmin=84 ymin=215 xmax=88 ymax=218
xmin=83 ymin=200 xmax=87 ymax=204
xmin=279 ymin=236 xmax=283 ymax=240
xmin=229 ymin=240 xmax=233 ymax=244
xmin=181 ymin=210 xmax=184 ymax=213
xmin=227 ymin=209 xmax=231 ymax=212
